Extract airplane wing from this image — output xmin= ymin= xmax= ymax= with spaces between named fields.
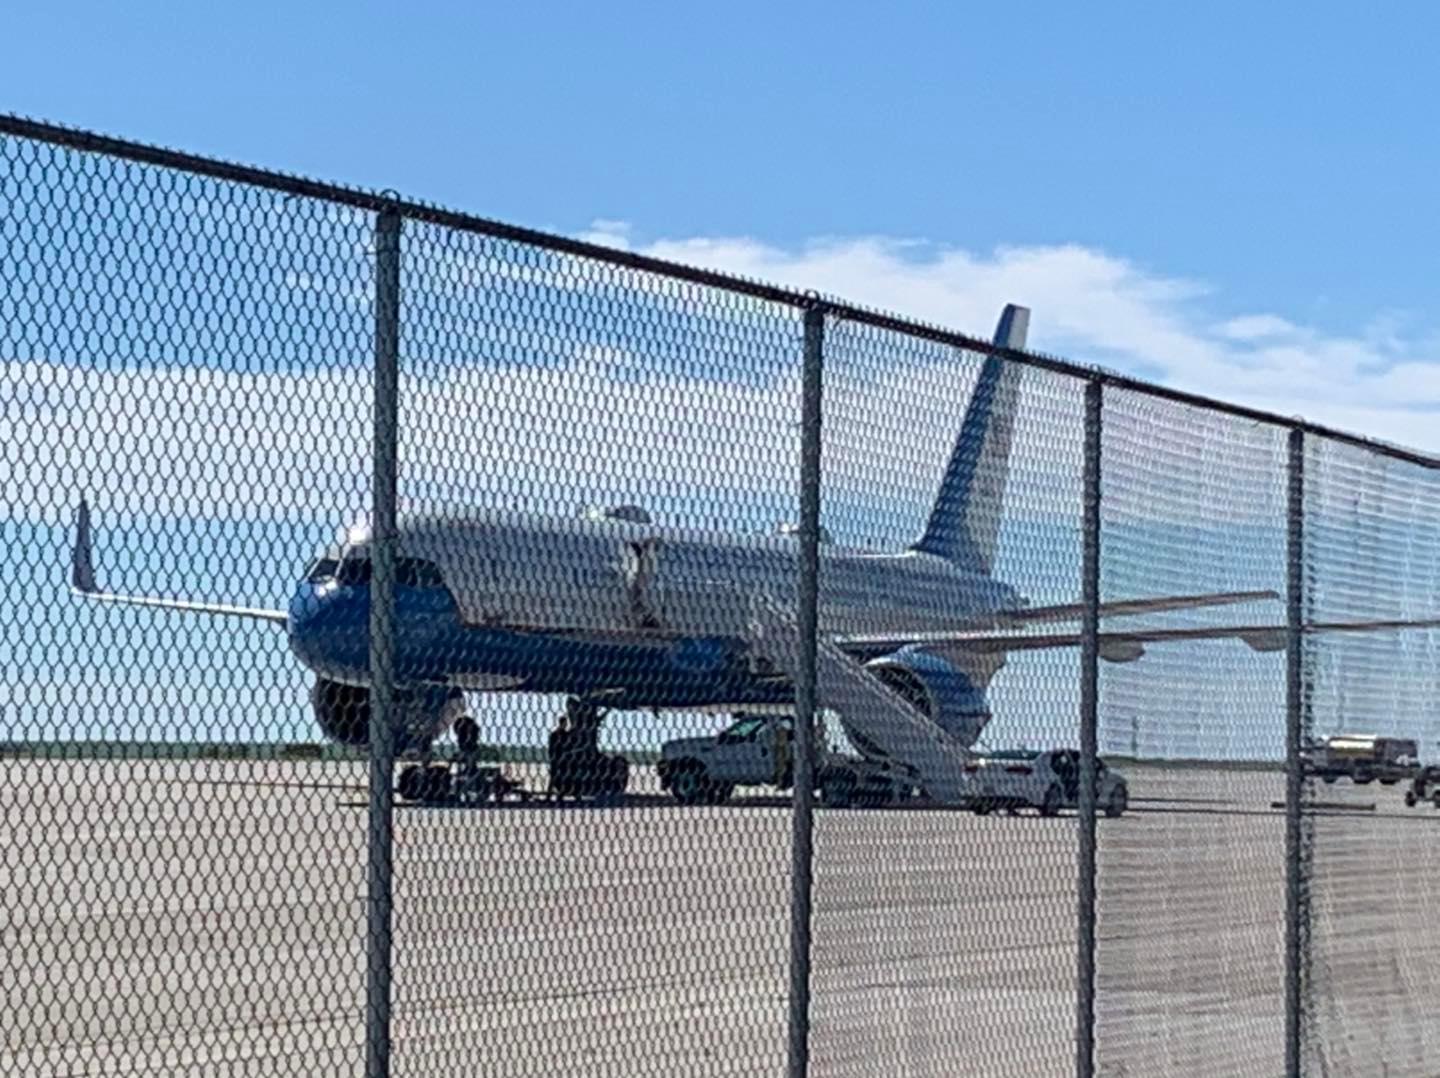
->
xmin=985 ymin=589 xmax=1278 ymax=627
xmin=839 ymin=616 xmax=1440 ymax=663
xmin=68 ymin=499 xmax=289 ymax=626
xmin=72 ymin=589 xmax=290 ymax=624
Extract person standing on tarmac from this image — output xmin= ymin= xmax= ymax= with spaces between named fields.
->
xmin=548 ymin=698 xmax=628 ymax=799
xmin=773 ymin=719 xmax=792 ymax=788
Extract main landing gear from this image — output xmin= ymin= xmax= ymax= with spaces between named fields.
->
xmin=393 ymin=697 xmax=631 ymax=806
xmin=546 ymin=697 xmax=630 ymax=802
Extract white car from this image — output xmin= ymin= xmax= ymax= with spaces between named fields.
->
xmin=963 ymin=749 xmax=1129 ymax=818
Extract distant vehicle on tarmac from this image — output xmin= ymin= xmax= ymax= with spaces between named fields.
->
xmin=962 ymin=748 xmax=1129 ymax=818
xmin=657 ymin=713 xmax=915 ymax=808
xmin=1402 ymin=765 xmax=1440 ymax=808
xmin=1306 ymin=734 xmax=1419 ymax=786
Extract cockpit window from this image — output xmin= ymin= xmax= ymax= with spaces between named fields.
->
xmin=325 ymin=550 xmax=446 ymax=590
xmin=333 ymin=555 xmax=444 ymax=589
xmin=397 ymin=557 xmax=445 ymax=589
xmin=305 ymin=557 xmax=339 ymax=583
xmin=336 ymin=556 xmax=372 ymax=586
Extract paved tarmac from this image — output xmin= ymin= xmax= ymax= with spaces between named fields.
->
xmin=1 ymin=759 xmax=1435 ymax=1076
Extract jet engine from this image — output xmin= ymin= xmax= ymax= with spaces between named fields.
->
xmin=862 ymin=648 xmax=993 ymax=749
xmin=309 ymin=678 xmax=465 ymax=754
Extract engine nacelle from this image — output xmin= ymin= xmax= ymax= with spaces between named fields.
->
xmin=863 ymin=647 xmax=992 ymax=749
xmin=310 ymin=678 xmax=465 ymax=755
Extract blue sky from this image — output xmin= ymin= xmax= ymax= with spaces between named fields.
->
xmin=5 ymin=3 xmax=1440 ymax=367
xmin=5 ymin=3 xmax=1440 ymax=760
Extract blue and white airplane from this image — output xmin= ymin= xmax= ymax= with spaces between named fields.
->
xmin=72 ymin=305 xmax=1356 ymax=796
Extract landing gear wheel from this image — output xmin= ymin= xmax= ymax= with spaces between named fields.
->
xmin=1405 ymin=789 xmax=1418 ymax=808
xmin=397 ymin=765 xmax=425 ymax=802
xmin=705 ymin=782 xmax=734 ymax=806
xmin=421 ymin=764 xmax=452 ymax=803
xmin=1040 ymin=783 xmax=1063 ymax=817
xmin=670 ymin=763 xmax=709 ymax=806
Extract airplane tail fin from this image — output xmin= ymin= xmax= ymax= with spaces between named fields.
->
xmin=910 ymin=304 xmax=1029 ymax=574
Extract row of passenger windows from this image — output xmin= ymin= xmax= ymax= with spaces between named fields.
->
xmin=307 ymin=556 xmax=446 ymax=589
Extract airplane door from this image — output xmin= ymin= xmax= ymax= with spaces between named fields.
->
xmin=620 ymin=538 xmax=663 ymax=628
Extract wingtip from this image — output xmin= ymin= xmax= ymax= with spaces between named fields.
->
xmin=71 ymin=497 xmax=96 ymax=593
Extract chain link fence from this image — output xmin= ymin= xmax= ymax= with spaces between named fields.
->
xmin=4 ymin=115 xmax=1440 ymax=1077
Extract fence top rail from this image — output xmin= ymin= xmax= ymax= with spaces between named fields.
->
xmin=4 ymin=111 xmax=1438 ymax=473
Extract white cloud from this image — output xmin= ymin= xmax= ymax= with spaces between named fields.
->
xmin=622 ymin=233 xmax=1440 ymax=455
xmin=574 ymin=218 xmax=633 ymax=250
xmin=1216 ymin=314 xmax=1300 ymax=341
xmin=6 ymin=227 xmax=1437 ymax=548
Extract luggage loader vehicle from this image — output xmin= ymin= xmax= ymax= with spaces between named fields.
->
xmin=1305 ymin=734 xmax=1419 ymax=786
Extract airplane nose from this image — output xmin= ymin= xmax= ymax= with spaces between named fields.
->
xmin=287 ymin=580 xmax=366 ymax=674
xmin=287 ymin=581 xmax=328 ymax=633
xmin=287 ymin=582 xmax=324 ymax=659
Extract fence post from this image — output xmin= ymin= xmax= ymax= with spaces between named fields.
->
xmin=787 ymin=303 xmax=826 ymax=1078
xmin=365 ymin=205 xmax=402 ymax=1078
xmin=1076 ymin=376 xmax=1102 ymax=1078
xmin=1284 ymin=425 xmax=1305 ymax=1078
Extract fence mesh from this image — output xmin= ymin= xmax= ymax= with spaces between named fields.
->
xmin=390 ymin=220 xmax=805 ymax=1075
xmin=1 ymin=134 xmax=375 ymax=1074
xmin=1301 ymin=438 xmax=1440 ymax=1075
xmin=4 ymin=116 xmax=1440 ymax=1078
xmin=809 ymin=316 xmax=1084 ymax=1078
xmin=1094 ymin=390 xmax=1290 ymax=1076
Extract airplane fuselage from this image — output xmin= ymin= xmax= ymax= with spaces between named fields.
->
xmin=286 ymin=507 xmax=1024 ymax=712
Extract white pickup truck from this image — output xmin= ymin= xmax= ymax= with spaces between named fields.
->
xmin=658 ymin=714 xmax=916 ymax=807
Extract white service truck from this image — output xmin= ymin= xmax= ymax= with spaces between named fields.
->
xmin=658 ymin=713 xmax=916 ymax=807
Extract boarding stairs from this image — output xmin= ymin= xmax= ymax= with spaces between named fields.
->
xmin=745 ymin=595 xmax=974 ymax=803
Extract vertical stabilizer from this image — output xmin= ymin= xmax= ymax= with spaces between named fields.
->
xmin=910 ymin=304 xmax=1029 ymax=573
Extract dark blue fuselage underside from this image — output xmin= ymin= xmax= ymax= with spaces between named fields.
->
xmin=287 ymin=580 xmax=792 ymax=710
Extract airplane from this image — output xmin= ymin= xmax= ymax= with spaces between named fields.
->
xmin=68 ymin=304 xmax=1437 ymax=803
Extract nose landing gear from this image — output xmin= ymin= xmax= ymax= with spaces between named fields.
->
xmin=393 ymin=698 xmax=631 ymax=806
xmin=395 ymin=713 xmax=530 ymax=805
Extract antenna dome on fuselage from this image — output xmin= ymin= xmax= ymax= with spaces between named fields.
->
xmin=581 ymin=504 xmax=653 ymax=524
xmin=776 ymin=521 xmax=832 ymax=545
